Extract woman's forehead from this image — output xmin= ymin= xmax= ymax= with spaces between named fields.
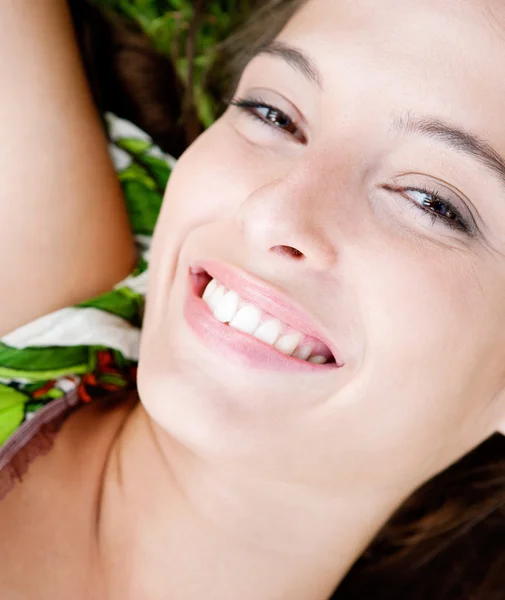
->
xmin=284 ymin=0 xmax=505 ymax=54
xmin=273 ymin=0 xmax=505 ymax=135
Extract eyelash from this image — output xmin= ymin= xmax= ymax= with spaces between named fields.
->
xmin=386 ymin=186 xmax=472 ymax=234
xmin=230 ymin=96 xmax=306 ymax=143
xmin=231 ymin=97 xmax=472 ymax=235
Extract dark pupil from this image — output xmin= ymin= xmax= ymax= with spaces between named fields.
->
xmin=424 ymin=196 xmax=455 ymax=220
xmin=267 ymin=109 xmax=289 ymax=128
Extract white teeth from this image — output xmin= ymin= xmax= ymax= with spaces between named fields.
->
xmin=229 ymin=305 xmax=262 ymax=334
xmin=202 ymin=279 xmax=332 ymax=365
xmin=253 ymin=319 xmax=282 ymax=345
xmin=206 ymin=284 xmax=226 ymax=311
xmin=292 ymin=344 xmax=312 ymax=361
xmin=214 ymin=290 xmax=240 ymax=323
xmin=274 ymin=333 xmax=302 ymax=356
xmin=308 ymin=355 xmax=327 ymax=365
xmin=202 ymin=278 xmax=218 ymax=302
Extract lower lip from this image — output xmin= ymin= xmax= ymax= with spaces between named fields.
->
xmin=184 ymin=270 xmax=337 ymax=372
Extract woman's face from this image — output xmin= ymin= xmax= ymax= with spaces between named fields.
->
xmin=139 ymin=0 xmax=505 ymax=493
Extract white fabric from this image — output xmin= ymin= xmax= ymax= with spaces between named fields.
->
xmin=2 ymin=307 xmax=140 ymax=360
xmin=109 ymin=144 xmax=132 ymax=170
xmin=105 ymin=112 xmax=177 ymax=169
xmin=114 ymin=269 xmax=149 ymax=296
xmin=106 ymin=113 xmax=152 ymax=142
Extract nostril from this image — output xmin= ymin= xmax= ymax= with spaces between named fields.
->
xmin=271 ymin=245 xmax=305 ymax=260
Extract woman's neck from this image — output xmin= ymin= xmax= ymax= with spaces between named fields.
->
xmin=95 ymin=404 xmax=406 ymax=600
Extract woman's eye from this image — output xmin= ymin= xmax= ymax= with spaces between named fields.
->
xmin=399 ymin=187 xmax=472 ymax=234
xmin=230 ymin=97 xmax=306 ymax=143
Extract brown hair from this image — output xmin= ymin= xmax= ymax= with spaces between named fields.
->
xmin=72 ymin=1 xmax=505 ymax=597
xmin=205 ymin=0 xmax=307 ymax=103
xmin=336 ymin=434 xmax=505 ymax=599
xmin=68 ymin=0 xmax=304 ymax=155
xmin=69 ymin=0 xmax=188 ymax=156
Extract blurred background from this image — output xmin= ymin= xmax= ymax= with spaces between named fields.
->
xmin=78 ymin=0 xmax=266 ymax=155
xmin=99 ymin=1 xmax=258 ymax=124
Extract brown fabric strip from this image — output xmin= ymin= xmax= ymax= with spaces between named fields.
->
xmin=0 ymin=389 xmax=80 ymax=501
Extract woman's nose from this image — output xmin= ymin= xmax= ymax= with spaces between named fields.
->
xmin=237 ymin=170 xmax=338 ymax=271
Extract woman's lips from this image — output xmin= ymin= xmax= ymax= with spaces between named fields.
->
xmin=184 ymin=260 xmax=343 ymax=372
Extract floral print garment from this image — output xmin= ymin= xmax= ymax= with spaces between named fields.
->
xmin=0 ymin=114 xmax=172 ymax=448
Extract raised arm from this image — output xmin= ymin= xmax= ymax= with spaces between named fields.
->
xmin=0 ymin=0 xmax=136 ymax=336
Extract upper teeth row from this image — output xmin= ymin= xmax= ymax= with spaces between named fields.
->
xmin=202 ymin=279 xmax=328 ymax=364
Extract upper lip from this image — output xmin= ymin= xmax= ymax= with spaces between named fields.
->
xmin=191 ymin=259 xmax=342 ymax=365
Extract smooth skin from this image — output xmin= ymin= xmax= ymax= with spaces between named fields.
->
xmin=0 ymin=0 xmax=135 ymax=337
xmin=3 ymin=1 xmax=505 ymax=599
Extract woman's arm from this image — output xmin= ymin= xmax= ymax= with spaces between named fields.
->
xmin=0 ymin=0 xmax=136 ymax=336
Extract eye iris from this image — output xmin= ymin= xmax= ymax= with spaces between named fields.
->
xmin=231 ymin=98 xmax=306 ymax=144
xmin=267 ymin=109 xmax=289 ymax=128
xmin=424 ymin=196 xmax=456 ymax=220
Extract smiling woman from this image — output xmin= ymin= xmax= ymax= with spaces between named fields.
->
xmin=2 ymin=0 xmax=505 ymax=599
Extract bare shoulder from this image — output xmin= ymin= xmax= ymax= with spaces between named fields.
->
xmin=0 ymin=0 xmax=135 ymax=336
xmin=0 ymin=391 xmax=137 ymax=599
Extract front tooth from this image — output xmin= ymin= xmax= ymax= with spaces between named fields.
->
xmin=253 ymin=319 xmax=282 ymax=345
xmin=202 ymin=278 xmax=218 ymax=301
xmin=230 ymin=305 xmax=262 ymax=334
xmin=274 ymin=333 xmax=302 ymax=356
xmin=207 ymin=285 xmax=226 ymax=310
xmin=308 ymin=355 xmax=327 ymax=365
xmin=214 ymin=290 xmax=240 ymax=323
xmin=292 ymin=344 xmax=312 ymax=361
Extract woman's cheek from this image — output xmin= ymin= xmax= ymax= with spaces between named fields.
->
xmin=355 ymin=224 xmax=479 ymax=379
xmin=165 ymin=123 xmax=256 ymax=222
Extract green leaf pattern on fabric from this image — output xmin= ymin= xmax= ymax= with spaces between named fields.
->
xmin=0 ymin=385 xmax=28 ymax=445
xmin=78 ymin=288 xmax=144 ymax=323
xmin=122 ymin=180 xmax=164 ymax=235
xmin=0 ymin=343 xmax=93 ymax=379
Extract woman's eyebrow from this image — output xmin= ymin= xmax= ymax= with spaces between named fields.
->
xmin=245 ymin=47 xmax=505 ymax=188
xmin=252 ymin=41 xmax=323 ymax=90
xmin=393 ymin=112 xmax=505 ymax=189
